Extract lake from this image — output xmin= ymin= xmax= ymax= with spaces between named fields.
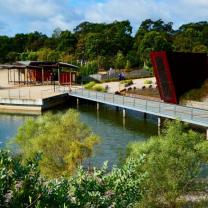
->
xmin=0 ymin=102 xmax=158 ymax=168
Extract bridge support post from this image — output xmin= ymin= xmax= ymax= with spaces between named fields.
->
xmin=144 ymin=113 xmax=147 ymax=120
xmin=158 ymin=117 xmax=161 ymax=136
xmin=206 ymin=129 xmax=208 ymax=140
xmin=97 ymin=102 xmax=100 ymax=111
xmin=77 ymin=98 xmax=79 ymax=106
xmin=116 ymin=106 xmax=119 ymax=111
xmin=123 ymin=117 xmax=126 ymax=129
xmin=123 ymin=108 xmax=126 ymax=118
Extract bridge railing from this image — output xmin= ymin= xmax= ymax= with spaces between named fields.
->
xmin=68 ymin=87 xmax=208 ymax=127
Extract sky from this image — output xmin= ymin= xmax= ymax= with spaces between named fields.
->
xmin=0 ymin=0 xmax=207 ymax=36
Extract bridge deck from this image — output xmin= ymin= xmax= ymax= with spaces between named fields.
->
xmin=65 ymin=88 xmax=208 ymax=128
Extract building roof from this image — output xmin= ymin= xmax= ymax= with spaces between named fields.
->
xmin=0 ymin=61 xmax=79 ymax=70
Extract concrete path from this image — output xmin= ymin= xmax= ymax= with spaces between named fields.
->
xmin=101 ymin=77 xmax=156 ymax=93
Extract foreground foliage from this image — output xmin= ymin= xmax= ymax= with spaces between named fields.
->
xmin=0 ymin=150 xmax=145 ymax=208
xmin=127 ymin=121 xmax=208 ymax=207
xmin=4 ymin=117 xmax=208 ymax=207
xmin=12 ymin=109 xmax=99 ymax=178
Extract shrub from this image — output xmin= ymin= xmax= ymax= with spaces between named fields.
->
xmin=126 ymin=120 xmax=208 ymax=207
xmin=0 ymin=150 xmax=145 ymax=207
xmin=84 ymin=81 xmax=96 ymax=89
xmin=84 ymin=82 xmax=106 ymax=92
xmin=69 ymin=157 xmax=146 ymax=208
xmin=144 ymin=79 xmax=152 ymax=85
xmin=0 ymin=150 xmax=43 ymax=207
xmin=120 ymin=79 xmax=133 ymax=87
xmin=92 ymin=84 xmax=107 ymax=92
xmin=12 ymin=109 xmax=100 ymax=178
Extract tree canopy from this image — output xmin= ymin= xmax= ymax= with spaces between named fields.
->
xmin=126 ymin=120 xmax=208 ymax=207
xmin=0 ymin=19 xmax=207 ymax=71
xmin=12 ymin=109 xmax=99 ymax=178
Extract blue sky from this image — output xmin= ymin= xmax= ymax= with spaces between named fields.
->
xmin=0 ymin=0 xmax=207 ymax=36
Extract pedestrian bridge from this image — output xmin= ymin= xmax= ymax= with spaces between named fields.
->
xmin=65 ymin=88 xmax=208 ymax=128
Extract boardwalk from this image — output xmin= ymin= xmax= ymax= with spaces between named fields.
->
xmin=66 ymin=88 xmax=208 ymax=128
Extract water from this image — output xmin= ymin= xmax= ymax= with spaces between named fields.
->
xmin=0 ymin=102 xmax=158 ymax=167
xmin=0 ymin=114 xmax=32 ymax=147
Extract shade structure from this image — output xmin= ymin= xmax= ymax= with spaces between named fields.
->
xmin=0 ymin=61 xmax=79 ymax=85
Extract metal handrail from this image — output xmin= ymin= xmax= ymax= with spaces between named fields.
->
xmin=67 ymin=88 xmax=208 ymax=127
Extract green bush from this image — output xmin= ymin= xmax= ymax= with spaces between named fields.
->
xmin=84 ymin=81 xmax=96 ymax=89
xmin=12 ymin=109 xmax=99 ymax=178
xmin=0 ymin=150 xmax=145 ymax=207
xmin=120 ymin=79 xmax=133 ymax=87
xmin=127 ymin=120 xmax=208 ymax=207
xmin=3 ymin=120 xmax=208 ymax=207
xmin=144 ymin=79 xmax=152 ymax=85
xmin=70 ymin=158 xmax=145 ymax=207
xmin=84 ymin=82 xmax=106 ymax=92
xmin=92 ymin=84 xmax=107 ymax=92
xmin=0 ymin=150 xmax=43 ymax=207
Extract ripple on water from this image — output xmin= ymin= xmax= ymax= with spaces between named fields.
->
xmin=0 ymin=103 xmax=158 ymax=168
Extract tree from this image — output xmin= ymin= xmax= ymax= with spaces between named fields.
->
xmin=126 ymin=50 xmax=141 ymax=68
xmin=57 ymin=30 xmax=77 ymax=52
xmin=37 ymin=48 xmax=52 ymax=61
xmin=139 ymin=31 xmax=172 ymax=69
xmin=126 ymin=121 xmax=208 ymax=207
xmin=80 ymin=61 xmax=98 ymax=76
xmin=0 ymin=35 xmax=11 ymax=63
xmin=47 ymin=50 xmax=60 ymax=61
xmin=12 ymin=109 xmax=99 ymax=178
xmin=136 ymin=19 xmax=173 ymax=34
xmin=192 ymin=44 xmax=208 ymax=53
xmin=11 ymin=33 xmax=28 ymax=52
xmin=25 ymin=31 xmax=47 ymax=51
xmin=134 ymin=19 xmax=173 ymax=53
xmin=173 ymin=22 xmax=208 ymax=53
xmin=6 ymin=51 xmax=19 ymax=63
xmin=114 ymin=51 xmax=126 ymax=69
xmin=28 ymin=51 xmax=38 ymax=61
xmin=52 ymin=27 xmax=62 ymax=39
xmin=173 ymin=35 xmax=193 ymax=52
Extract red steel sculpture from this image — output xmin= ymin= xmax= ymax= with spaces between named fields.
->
xmin=150 ymin=51 xmax=208 ymax=104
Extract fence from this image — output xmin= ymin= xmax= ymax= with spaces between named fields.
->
xmin=89 ymin=69 xmax=152 ymax=82
xmin=0 ymin=86 xmax=63 ymax=100
xmin=67 ymin=88 xmax=208 ymax=127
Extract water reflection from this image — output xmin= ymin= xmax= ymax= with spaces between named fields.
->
xmin=0 ymin=102 xmax=158 ymax=168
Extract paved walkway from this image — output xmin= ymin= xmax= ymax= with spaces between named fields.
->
xmin=0 ymin=69 xmax=156 ymax=100
xmin=101 ymin=77 xmax=156 ymax=93
xmin=0 ymin=69 xmax=64 ymax=99
xmin=0 ymin=69 xmax=208 ymax=110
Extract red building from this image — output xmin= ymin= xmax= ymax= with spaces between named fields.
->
xmin=3 ymin=61 xmax=78 ymax=86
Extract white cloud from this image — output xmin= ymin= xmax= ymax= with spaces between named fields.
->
xmin=0 ymin=0 xmax=80 ymax=35
xmin=82 ymin=0 xmax=208 ymax=30
xmin=0 ymin=0 xmax=207 ymax=36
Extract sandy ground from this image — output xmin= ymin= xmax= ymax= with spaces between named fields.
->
xmin=0 ymin=69 xmax=157 ymax=99
xmin=0 ymin=69 xmax=65 ymax=99
xmin=0 ymin=69 xmax=11 ymax=88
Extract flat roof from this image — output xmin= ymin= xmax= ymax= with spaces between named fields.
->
xmin=0 ymin=61 xmax=79 ymax=70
